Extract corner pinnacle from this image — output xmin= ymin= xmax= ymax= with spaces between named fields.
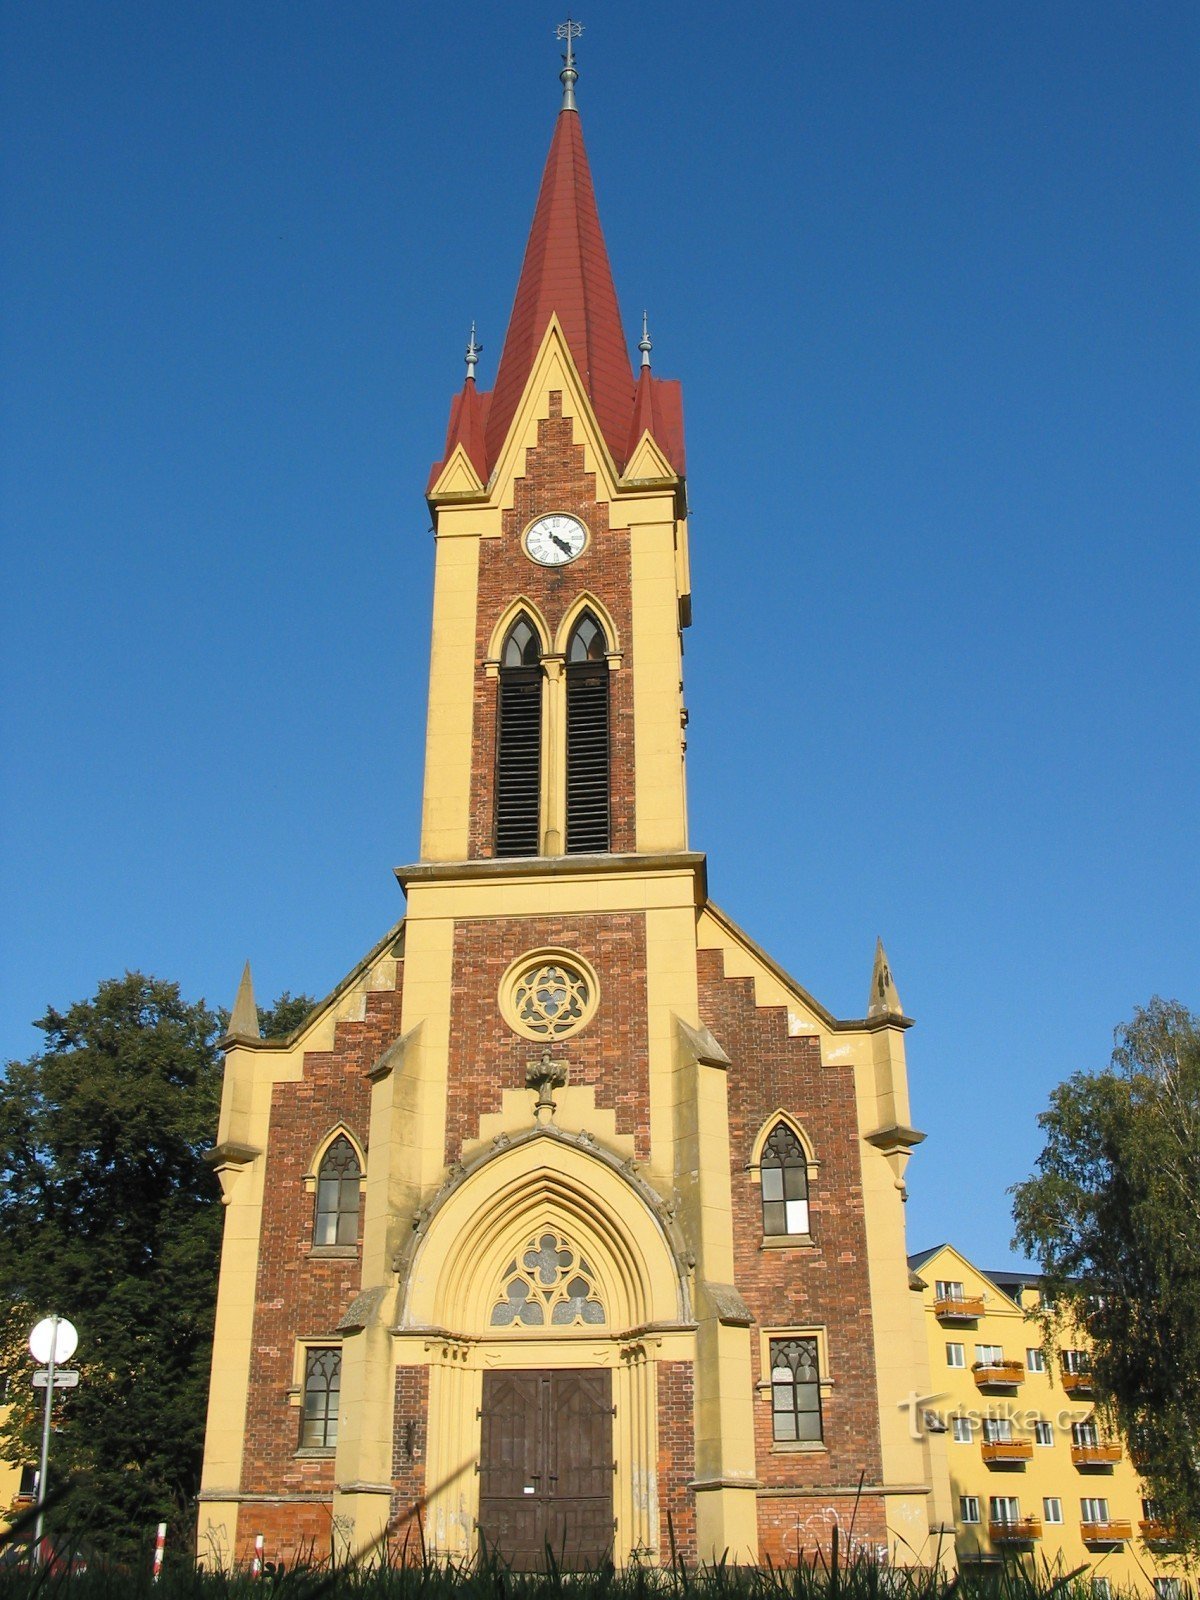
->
xmin=867 ymin=938 xmax=903 ymax=1019
xmin=229 ymin=961 xmax=260 ymax=1040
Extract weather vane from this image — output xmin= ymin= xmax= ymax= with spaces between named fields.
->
xmin=556 ymin=18 xmax=583 ymax=111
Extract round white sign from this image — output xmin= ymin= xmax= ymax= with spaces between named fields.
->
xmin=29 ymin=1317 xmax=78 ymax=1366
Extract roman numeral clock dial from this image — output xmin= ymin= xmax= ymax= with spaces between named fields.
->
xmin=524 ymin=513 xmax=587 ymax=566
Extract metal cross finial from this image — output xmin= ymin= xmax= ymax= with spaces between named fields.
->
xmin=464 ymin=320 xmax=482 ymax=382
xmin=638 ymin=310 xmax=652 ymax=370
xmin=556 ymin=18 xmax=583 ymax=111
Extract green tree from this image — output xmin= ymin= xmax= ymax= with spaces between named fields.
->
xmin=0 ymin=972 xmax=312 ymax=1561
xmin=1011 ymin=997 xmax=1200 ymax=1559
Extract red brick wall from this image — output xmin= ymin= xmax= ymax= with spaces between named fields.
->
xmin=232 ymin=1501 xmax=335 ymax=1570
xmin=468 ymin=392 xmax=636 ymax=857
xmin=696 ymin=948 xmax=885 ymax=1503
xmin=445 ymin=914 xmax=649 ymax=1162
xmin=757 ymin=1494 xmax=888 ymax=1566
xmin=240 ymin=974 xmax=403 ymax=1494
xmin=389 ymin=1365 xmax=429 ymax=1561
xmin=657 ymin=1360 xmax=697 ymax=1562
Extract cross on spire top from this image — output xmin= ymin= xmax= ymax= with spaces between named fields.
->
xmin=556 ymin=18 xmax=583 ymax=111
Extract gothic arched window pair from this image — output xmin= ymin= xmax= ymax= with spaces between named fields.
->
xmin=495 ymin=612 xmax=611 ymax=856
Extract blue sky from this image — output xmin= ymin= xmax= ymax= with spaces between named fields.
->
xmin=2 ymin=3 xmax=1196 ymax=1270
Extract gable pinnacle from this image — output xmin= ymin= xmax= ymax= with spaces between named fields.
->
xmin=556 ymin=18 xmax=582 ymax=111
xmin=638 ymin=310 xmax=652 ymax=369
xmin=464 ymin=321 xmax=482 ymax=383
xmin=867 ymin=937 xmax=903 ymax=1019
xmin=229 ymin=960 xmax=259 ymax=1039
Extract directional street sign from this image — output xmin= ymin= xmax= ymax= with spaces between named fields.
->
xmin=32 ymin=1368 xmax=79 ymax=1389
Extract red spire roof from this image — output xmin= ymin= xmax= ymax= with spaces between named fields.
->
xmin=485 ymin=108 xmax=635 ymax=471
xmin=428 ymin=103 xmax=686 ymax=493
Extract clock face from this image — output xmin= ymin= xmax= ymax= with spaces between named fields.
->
xmin=524 ymin=513 xmax=587 ymax=567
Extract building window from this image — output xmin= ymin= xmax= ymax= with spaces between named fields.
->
xmin=760 ymin=1123 xmax=810 ymax=1236
xmin=983 ymin=1417 xmax=1013 ymax=1443
xmin=960 ymin=1495 xmax=980 ymax=1524
xmin=1153 ymin=1581 xmax=1183 ymax=1600
xmin=1092 ymin=1580 xmax=1112 ymax=1600
xmin=1026 ymin=1347 xmax=1045 ymax=1372
xmin=1044 ymin=1498 xmax=1063 ymax=1524
xmin=769 ymin=1337 xmax=823 ymax=1443
xmin=17 ymin=1466 xmax=38 ymax=1500
xmin=975 ymin=1344 xmax=1004 ymax=1365
xmin=1081 ymin=1498 xmax=1110 ymax=1524
xmin=1034 ymin=1420 xmax=1054 ymax=1446
xmin=936 ymin=1279 xmax=965 ymax=1302
xmin=990 ymin=1496 xmax=1021 ymax=1525
xmin=1073 ymin=1420 xmax=1100 ymax=1448
xmin=495 ymin=615 xmax=543 ymax=856
xmin=314 ymin=1135 xmax=361 ymax=1247
xmin=952 ymin=1416 xmax=973 ymax=1443
xmin=564 ymin=613 xmax=610 ymax=853
xmin=1062 ymin=1348 xmax=1091 ymax=1375
xmin=946 ymin=1342 xmax=965 ymax=1368
xmin=1143 ymin=1498 xmax=1163 ymax=1521
xmin=300 ymin=1348 xmax=341 ymax=1449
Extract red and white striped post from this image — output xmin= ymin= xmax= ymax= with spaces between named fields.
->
xmin=252 ymin=1533 xmax=264 ymax=1577
xmin=152 ymin=1522 xmax=166 ymax=1581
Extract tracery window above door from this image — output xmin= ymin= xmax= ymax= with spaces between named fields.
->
xmin=760 ymin=1122 xmax=810 ymax=1236
xmin=490 ymin=1231 xmax=606 ymax=1327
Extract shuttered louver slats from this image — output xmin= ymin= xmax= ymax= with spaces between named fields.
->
xmin=495 ymin=670 xmax=541 ymax=856
xmin=566 ymin=665 xmax=610 ymax=853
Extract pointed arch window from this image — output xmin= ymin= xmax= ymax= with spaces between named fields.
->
xmin=300 ymin=1347 xmax=341 ymax=1449
xmin=565 ymin=612 xmax=610 ymax=853
xmin=495 ymin=616 xmax=543 ymax=857
xmin=761 ymin=1123 xmax=810 ymax=1236
xmin=314 ymin=1135 xmax=362 ymax=1247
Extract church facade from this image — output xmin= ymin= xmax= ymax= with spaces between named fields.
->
xmin=198 ymin=51 xmax=951 ymax=1573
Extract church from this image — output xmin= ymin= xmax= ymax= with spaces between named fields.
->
xmin=198 ymin=35 xmax=951 ymax=1573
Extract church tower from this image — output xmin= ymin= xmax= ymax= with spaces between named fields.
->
xmin=198 ymin=35 xmax=950 ymax=1572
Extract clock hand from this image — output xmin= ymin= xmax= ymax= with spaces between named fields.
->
xmin=550 ymin=533 xmax=573 ymax=555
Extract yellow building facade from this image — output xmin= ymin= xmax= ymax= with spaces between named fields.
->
xmin=910 ymin=1245 xmax=1187 ymax=1594
xmin=198 ymin=50 xmax=950 ymax=1573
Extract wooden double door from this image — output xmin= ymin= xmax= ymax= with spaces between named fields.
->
xmin=477 ymin=1368 xmax=614 ymax=1570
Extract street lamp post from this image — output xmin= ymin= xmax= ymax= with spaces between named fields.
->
xmin=28 ymin=1315 xmax=78 ymax=1566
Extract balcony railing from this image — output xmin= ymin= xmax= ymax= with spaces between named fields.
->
xmin=1061 ymin=1369 xmax=1094 ymax=1395
xmin=1139 ymin=1520 xmax=1178 ymax=1545
xmin=982 ymin=1439 xmax=1034 ymax=1465
xmin=1071 ymin=1442 xmax=1122 ymax=1469
xmin=973 ymin=1359 xmax=1025 ymax=1389
xmin=1081 ymin=1520 xmax=1132 ymax=1545
xmin=934 ymin=1294 xmax=986 ymax=1321
xmin=990 ymin=1517 xmax=1042 ymax=1543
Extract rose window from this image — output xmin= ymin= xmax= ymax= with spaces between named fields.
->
xmin=512 ymin=963 xmax=589 ymax=1038
xmin=490 ymin=1231 xmax=606 ymax=1327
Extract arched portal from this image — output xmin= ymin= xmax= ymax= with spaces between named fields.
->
xmin=395 ymin=1136 xmax=692 ymax=1567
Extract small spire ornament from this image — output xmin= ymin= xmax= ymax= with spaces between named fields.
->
xmin=464 ymin=321 xmax=482 ymax=382
xmin=638 ymin=310 xmax=652 ymax=369
xmin=556 ymin=18 xmax=583 ymax=111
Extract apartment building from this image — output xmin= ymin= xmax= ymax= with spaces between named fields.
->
xmin=910 ymin=1245 xmax=1187 ymax=1594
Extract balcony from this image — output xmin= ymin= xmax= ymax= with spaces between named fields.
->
xmin=973 ymin=1359 xmax=1025 ymax=1391
xmin=982 ymin=1439 xmax=1034 ymax=1466
xmin=1062 ymin=1370 xmax=1094 ymax=1396
xmin=990 ymin=1517 xmax=1042 ymax=1544
xmin=1081 ymin=1520 xmax=1132 ymax=1546
xmin=934 ymin=1294 xmax=986 ymax=1322
xmin=1139 ymin=1520 xmax=1179 ymax=1546
xmin=1072 ymin=1442 xmax=1122 ymax=1470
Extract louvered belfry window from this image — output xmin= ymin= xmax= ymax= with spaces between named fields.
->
xmin=565 ymin=614 xmax=610 ymax=853
xmin=495 ymin=616 xmax=543 ymax=856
